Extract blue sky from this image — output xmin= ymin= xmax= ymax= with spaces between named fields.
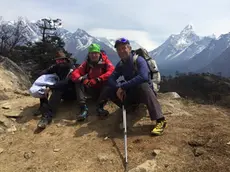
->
xmin=1 ymin=0 xmax=230 ymax=50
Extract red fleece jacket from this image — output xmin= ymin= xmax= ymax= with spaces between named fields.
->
xmin=71 ymin=52 xmax=115 ymax=88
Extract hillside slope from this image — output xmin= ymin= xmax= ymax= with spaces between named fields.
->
xmin=0 ymin=56 xmax=31 ymax=100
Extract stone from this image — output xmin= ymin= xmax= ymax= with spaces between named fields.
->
xmin=128 ymin=160 xmax=156 ymax=172
xmin=56 ymin=123 xmax=63 ymax=127
xmin=103 ymin=136 xmax=109 ymax=141
xmin=97 ymin=153 xmax=111 ymax=163
xmin=152 ymin=149 xmax=161 ymax=157
xmin=6 ymin=125 xmax=17 ymax=133
xmin=2 ymin=103 xmax=11 ymax=109
xmin=3 ymin=110 xmax=22 ymax=117
xmin=0 ymin=114 xmax=14 ymax=128
xmin=188 ymin=139 xmax=207 ymax=147
xmin=14 ymin=90 xmax=30 ymax=96
xmin=194 ymin=147 xmax=207 ymax=157
xmin=53 ymin=148 xmax=61 ymax=152
xmin=161 ymin=92 xmax=181 ymax=99
xmin=24 ymin=152 xmax=31 ymax=159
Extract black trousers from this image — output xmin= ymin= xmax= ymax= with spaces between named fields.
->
xmin=42 ymin=82 xmax=77 ymax=116
xmin=99 ymin=83 xmax=164 ymax=121
xmin=75 ymin=82 xmax=106 ymax=105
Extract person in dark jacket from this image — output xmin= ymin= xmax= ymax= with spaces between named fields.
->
xmin=71 ymin=43 xmax=115 ymax=121
xmin=34 ymin=53 xmax=78 ymax=116
xmin=37 ymin=50 xmax=77 ymax=129
xmin=100 ymin=38 xmax=166 ymax=136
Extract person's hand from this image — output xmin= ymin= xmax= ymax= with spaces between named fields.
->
xmin=44 ymin=87 xmax=51 ymax=97
xmin=88 ymin=79 xmax=97 ymax=86
xmin=82 ymin=79 xmax=90 ymax=87
xmin=116 ymin=87 xmax=126 ymax=101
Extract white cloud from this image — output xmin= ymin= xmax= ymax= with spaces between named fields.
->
xmin=0 ymin=0 xmax=230 ymax=49
xmin=88 ymin=28 xmax=159 ymax=51
xmin=194 ymin=18 xmax=230 ymax=37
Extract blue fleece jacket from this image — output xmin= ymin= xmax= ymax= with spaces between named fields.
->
xmin=108 ymin=54 xmax=152 ymax=90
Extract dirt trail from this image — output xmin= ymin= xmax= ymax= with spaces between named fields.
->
xmin=0 ymin=94 xmax=230 ymax=172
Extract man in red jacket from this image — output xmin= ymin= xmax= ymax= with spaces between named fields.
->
xmin=71 ymin=43 xmax=115 ymax=121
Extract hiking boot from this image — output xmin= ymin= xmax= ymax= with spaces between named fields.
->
xmin=96 ymin=102 xmax=109 ymax=116
xmin=77 ymin=104 xmax=88 ymax=122
xmin=151 ymin=119 xmax=167 ymax=136
xmin=96 ymin=107 xmax=109 ymax=117
xmin=37 ymin=112 xmax=52 ymax=129
xmin=96 ymin=101 xmax=109 ymax=117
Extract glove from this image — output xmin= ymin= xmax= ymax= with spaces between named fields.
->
xmin=88 ymin=79 xmax=97 ymax=87
xmin=44 ymin=86 xmax=51 ymax=97
xmin=82 ymin=79 xmax=90 ymax=87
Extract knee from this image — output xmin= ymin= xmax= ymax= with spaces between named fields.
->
xmin=138 ymin=83 xmax=156 ymax=96
xmin=139 ymin=83 xmax=151 ymax=92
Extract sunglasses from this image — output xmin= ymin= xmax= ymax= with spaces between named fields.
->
xmin=114 ymin=38 xmax=130 ymax=48
xmin=55 ymin=59 xmax=66 ymax=64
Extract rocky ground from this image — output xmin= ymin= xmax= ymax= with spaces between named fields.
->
xmin=0 ymin=56 xmax=230 ymax=172
xmin=0 ymin=92 xmax=230 ymax=172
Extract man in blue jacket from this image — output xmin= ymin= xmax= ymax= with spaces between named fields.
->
xmin=101 ymin=38 xmax=166 ymax=135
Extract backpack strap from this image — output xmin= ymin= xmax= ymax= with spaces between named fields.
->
xmin=133 ymin=54 xmax=139 ymax=72
xmin=132 ymin=53 xmax=155 ymax=79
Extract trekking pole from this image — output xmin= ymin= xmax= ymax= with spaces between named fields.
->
xmin=122 ymin=96 xmax=128 ymax=171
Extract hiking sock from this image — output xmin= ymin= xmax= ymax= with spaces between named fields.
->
xmin=157 ymin=117 xmax=165 ymax=123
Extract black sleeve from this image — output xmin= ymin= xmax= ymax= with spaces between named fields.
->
xmin=48 ymin=78 xmax=71 ymax=90
xmin=40 ymin=64 xmax=57 ymax=75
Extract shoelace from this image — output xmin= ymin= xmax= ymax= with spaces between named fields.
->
xmin=155 ymin=121 xmax=164 ymax=129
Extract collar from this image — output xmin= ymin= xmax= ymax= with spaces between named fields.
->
xmin=87 ymin=55 xmax=104 ymax=67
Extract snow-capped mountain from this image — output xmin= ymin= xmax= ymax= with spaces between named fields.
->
xmin=64 ymin=28 xmax=95 ymax=52
xmin=1 ymin=18 xmax=120 ymax=64
xmin=149 ymin=25 xmax=214 ymax=64
xmin=20 ymin=19 xmax=41 ymax=42
xmin=2 ymin=18 xmax=41 ymax=42
xmin=3 ymin=17 xmax=230 ymax=76
xmin=148 ymin=24 xmax=215 ymax=75
xmin=186 ymin=32 xmax=230 ymax=72
xmin=5 ymin=17 xmax=140 ymax=65
xmin=96 ymin=37 xmax=115 ymax=50
xmin=198 ymin=45 xmax=230 ymax=77
xmin=97 ymin=37 xmax=143 ymax=50
xmin=61 ymin=29 xmax=120 ymax=64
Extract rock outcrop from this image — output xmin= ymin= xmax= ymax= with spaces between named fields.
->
xmin=0 ymin=56 xmax=31 ymax=100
